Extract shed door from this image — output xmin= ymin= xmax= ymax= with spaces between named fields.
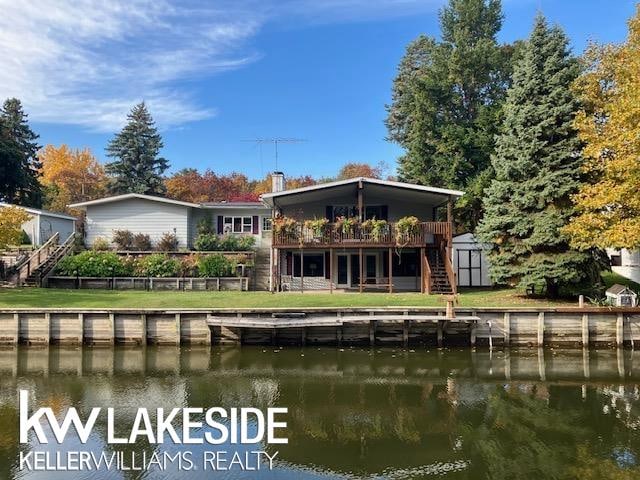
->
xmin=457 ymin=249 xmax=483 ymax=287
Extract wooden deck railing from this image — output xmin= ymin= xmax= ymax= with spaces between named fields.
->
xmin=273 ymin=221 xmax=451 ymax=248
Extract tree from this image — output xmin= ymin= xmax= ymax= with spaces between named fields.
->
xmin=0 ymin=98 xmax=42 ymax=207
xmin=564 ymin=7 xmax=640 ymax=250
xmin=0 ymin=206 xmax=31 ymax=249
xmin=386 ymin=0 xmax=513 ymax=231
xmin=105 ymin=102 xmax=168 ymax=195
xmin=476 ymin=15 xmax=602 ymax=297
xmin=39 ymin=145 xmax=107 ymax=212
xmin=336 ymin=162 xmax=384 ymax=180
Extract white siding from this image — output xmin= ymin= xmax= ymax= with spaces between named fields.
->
xmin=190 ymin=207 xmax=271 ymax=248
xmin=39 ymin=214 xmax=75 ymax=244
xmin=84 ymin=198 xmax=190 ymax=249
xmin=21 ymin=216 xmax=39 ymax=245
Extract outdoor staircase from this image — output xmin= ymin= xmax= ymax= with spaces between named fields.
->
xmin=427 ymin=248 xmax=455 ymax=295
xmin=254 ymin=246 xmax=271 ymax=291
xmin=15 ymin=233 xmax=76 ymax=287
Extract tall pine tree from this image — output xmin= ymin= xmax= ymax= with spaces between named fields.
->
xmin=386 ymin=0 xmax=514 ymax=231
xmin=476 ymin=15 xmax=603 ymax=297
xmin=105 ymin=102 xmax=169 ymax=195
xmin=0 ymin=98 xmax=42 ymax=207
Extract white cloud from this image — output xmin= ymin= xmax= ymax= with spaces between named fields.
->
xmin=0 ymin=0 xmax=443 ymax=132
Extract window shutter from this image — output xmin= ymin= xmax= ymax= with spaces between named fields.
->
xmin=380 ymin=205 xmax=388 ymax=221
xmin=217 ymin=216 xmax=224 ymax=234
xmin=252 ymin=216 xmax=259 ymax=234
xmin=325 ymin=205 xmax=332 ymax=221
xmin=324 ymin=251 xmax=330 ymax=279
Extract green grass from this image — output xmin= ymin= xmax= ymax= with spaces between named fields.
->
xmin=0 ymin=288 xmax=574 ymax=309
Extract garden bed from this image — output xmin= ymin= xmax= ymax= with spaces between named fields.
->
xmin=46 ymin=276 xmax=250 ymax=291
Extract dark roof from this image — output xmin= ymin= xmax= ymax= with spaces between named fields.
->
xmin=606 ymin=284 xmax=636 ymax=295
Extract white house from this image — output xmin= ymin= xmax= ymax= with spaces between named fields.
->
xmin=607 ymin=248 xmax=640 ymax=284
xmin=69 ymin=193 xmax=272 ymax=250
xmin=0 ymin=202 xmax=76 ymax=246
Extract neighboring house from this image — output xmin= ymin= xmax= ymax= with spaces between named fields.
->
xmin=261 ymin=175 xmax=464 ymax=293
xmin=451 ymin=233 xmax=492 ymax=287
xmin=0 ymin=202 xmax=76 ymax=246
xmin=69 ymin=193 xmax=271 ymax=250
xmin=607 ymin=248 xmax=640 ymax=284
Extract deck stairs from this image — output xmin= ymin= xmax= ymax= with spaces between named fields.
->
xmin=426 ymin=248 xmax=455 ymax=295
xmin=15 ymin=233 xmax=76 ymax=287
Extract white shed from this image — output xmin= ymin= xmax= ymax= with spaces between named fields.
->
xmin=605 ymin=284 xmax=638 ymax=307
xmin=0 ymin=202 xmax=76 ymax=246
xmin=452 ymin=233 xmax=492 ymax=287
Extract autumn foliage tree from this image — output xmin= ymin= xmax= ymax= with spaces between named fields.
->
xmin=336 ymin=162 xmax=384 ymax=180
xmin=0 ymin=206 xmax=31 ymax=248
xmin=39 ymin=145 xmax=107 ymax=213
xmin=564 ymin=7 xmax=640 ymax=250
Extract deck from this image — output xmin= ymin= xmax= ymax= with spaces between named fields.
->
xmin=272 ymin=221 xmax=451 ymax=248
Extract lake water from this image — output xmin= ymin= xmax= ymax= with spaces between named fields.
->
xmin=1 ymin=346 xmax=639 ymax=479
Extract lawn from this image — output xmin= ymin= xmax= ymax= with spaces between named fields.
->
xmin=0 ymin=287 xmax=575 ymax=309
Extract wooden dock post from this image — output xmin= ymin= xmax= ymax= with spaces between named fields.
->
xmin=403 ymin=317 xmax=409 ymax=348
xmin=109 ymin=313 xmax=116 ymax=345
xmin=175 ymin=313 xmax=182 ymax=346
xmin=581 ymin=313 xmax=589 ymax=347
xmin=470 ymin=322 xmax=477 ymax=347
xmin=301 ymin=327 xmax=307 ymax=346
xmin=13 ymin=313 xmax=19 ymax=346
xmin=616 ymin=313 xmax=624 ymax=348
xmin=77 ymin=313 xmax=84 ymax=345
xmin=503 ymin=312 xmax=510 ymax=346
xmin=537 ymin=312 xmax=545 ymax=346
xmin=369 ymin=319 xmax=376 ymax=347
xmin=437 ymin=320 xmax=444 ymax=348
xmin=44 ymin=313 xmax=51 ymax=345
xmin=141 ymin=314 xmax=147 ymax=346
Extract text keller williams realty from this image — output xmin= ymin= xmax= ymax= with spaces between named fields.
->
xmin=17 ymin=390 xmax=288 ymax=472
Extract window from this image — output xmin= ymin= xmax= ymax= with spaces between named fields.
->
xmin=332 ymin=205 xmax=358 ymax=221
xmin=262 ymin=217 xmax=272 ymax=232
xmin=383 ymin=251 xmax=418 ymax=277
xmin=224 ymin=216 xmax=253 ymax=234
xmin=292 ymin=254 xmax=325 ymax=277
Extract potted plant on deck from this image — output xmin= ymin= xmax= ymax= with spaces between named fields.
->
xmin=304 ymin=218 xmax=329 ymax=242
xmin=395 ymin=216 xmax=419 ymax=245
xmin=361 ymin=218 xmax=388 ymax=242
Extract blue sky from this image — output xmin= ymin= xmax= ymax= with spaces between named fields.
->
xmin=1 ymin=0 xmax=636 ymax=180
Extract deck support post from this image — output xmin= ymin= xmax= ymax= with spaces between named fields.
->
xmin=369 ymin=314 xmax=376 ymax=347
xmin=388 ymin=247 xmax=393 ymax=293
xmin=359 ymin=248 xmax=364 ymax=293
xmin=581 ymin=313 xmax=589 ymax=347
xmin=437 ymin=320 xmax=444 ymax=348
xmin=470 ymin=322 xmax=477 ymax=347
xmin=301 ymin=327 xmax=307 ymax=346
xmin=300 ymin=249 xmax=304 ymax=293
xmin=420 ymin=247 xmax=426 ymax=294
xmin=617 ymin=313 xmax=624 ymax=348
xmin=13 ymin=313 xmax=19 ymax=346
xmin=329 ymin=248 xmax=334 ymax=293
xmin=403 ymin=312 xmax=409 ymax=348
xmin=337 ymin=327 xmax=343 ymax=346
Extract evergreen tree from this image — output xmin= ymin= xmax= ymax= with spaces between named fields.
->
xmin=386 ymin=0 xmax=514 ymax=231
xmin=476 ymin=15 xmax=603 ymax=298
xmin=0 ymin=98 xmax=42 ymax=207
xmin=105 ymin=102 xmax=169 ymax=195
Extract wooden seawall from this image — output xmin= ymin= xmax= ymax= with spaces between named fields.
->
xmin=1 ymin=307 xmax=640 ymax=347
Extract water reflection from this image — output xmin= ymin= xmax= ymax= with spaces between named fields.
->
xmin=1 ymin=346 xmax=640 ymax=479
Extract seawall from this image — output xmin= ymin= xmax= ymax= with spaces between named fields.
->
xmin=1 ymin=307 xmax=639 ymax=348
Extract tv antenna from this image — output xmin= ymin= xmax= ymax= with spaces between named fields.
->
xmin=244 ymin=137 xmax=307 ymax=171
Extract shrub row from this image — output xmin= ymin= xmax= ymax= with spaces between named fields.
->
xmin=56 ymin=252 xmax=250 ymax=278
xmin=194 ymin=233 xmax=255 ymax=251
xmin=100 ymin=230 xmax=180 ymax=251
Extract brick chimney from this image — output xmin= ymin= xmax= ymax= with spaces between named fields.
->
xmin=271 ymin=171 xmax=286 ymax=193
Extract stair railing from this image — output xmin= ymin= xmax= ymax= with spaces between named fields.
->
xmin=422 ymin=252 xmax=432 ymax=294
xmin=39 ymin=233 xmax=76 ymax=287
xmin=16 ymin=233 xmax=59 ymax=286
xmin=441 ymin=245 xmax=457 ymax=295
